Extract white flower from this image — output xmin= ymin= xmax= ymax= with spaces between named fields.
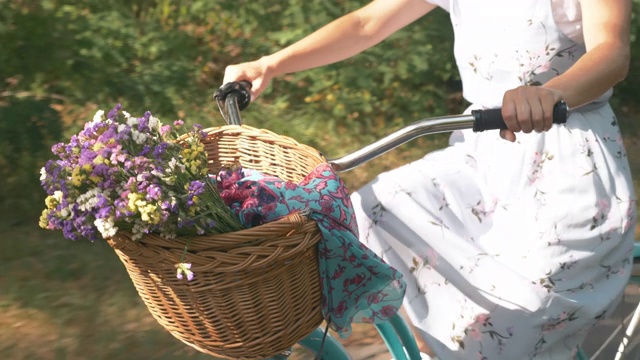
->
xmin=148 ymin=116 xmax=160 ymax=131
xmin=53 ymin=190 xmax=64 ymax=202
xmin=60 ymin=208 xmax=70 ymax=218
xmin=167 ymin=158 xmax=185 ymax=172
xmin=163 ymin=175 xmax=176 ymax=186
xmin=92 ymin=110 xmax=105 ymax=123
xmin=127 ymin=114 xmax=139 ymax=126
xmin=131 ymin=221 xmax=149 ymax=241
xmin=40 ymin=167 xmax=47 ymax=181
xmin=132 ymin=130 xmax=148 ymax=144
xmin=95 ymin=217 xmax=118 ymax=238
xmin=76 ymin=188 xmax=100 ymax=211
xmin=151 ymin=169 xmax=165 ymax=178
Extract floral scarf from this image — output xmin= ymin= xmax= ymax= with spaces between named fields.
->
xmin=217 ymin=163 xmax=406 ymax=337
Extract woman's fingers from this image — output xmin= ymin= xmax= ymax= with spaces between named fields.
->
xmin=500 ymin=129 xmax=517 ymax=142
xmin=501 ymin=96 xmax=521 ymax=135
xmin=500 ymin=86 xmax=564 ymax=141
xmin=222 ymin=61 xmax=271 ymax=99
xmin=516 ymin=100 xmax=534 ymax=134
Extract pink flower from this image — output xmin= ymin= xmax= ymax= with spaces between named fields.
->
xmin=468 ymin=327 xmax=483 ymax=341
xmin=379 ymin=305 xmax=397 ymax=319
xmin=160 ymin=125 xmax=172 ymax=136
xmin=474 ymin=313 xmax=490 ymax=325
xmin=426 ymin=248 xmax=439 ymax=266
xmin=597 ymin=198 xmax=610 ymax=213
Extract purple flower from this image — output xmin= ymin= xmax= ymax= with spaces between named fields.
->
xmin=137 ymin=111 xmax=152 ymax=132
xmin=160 ymin=200 xmax=177 ymax=212
xmin=188 ymin=180 xmax=205 ymax=195
xmin=107 ymin=104 xmax=122 ymax=120
xmin=153 ymin=142 xmax=169 ymax=159
xmin=176 ymin=262 xmax=194 ymax=281
xmin=146 ymin=184 xmax=162 ymax=200
xmin=191 ymin=123 xmax=206 ymax=139
xmin=139 ymin=145 xmax=151 ymax=157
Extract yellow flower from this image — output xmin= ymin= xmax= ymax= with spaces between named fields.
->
xmin=139 ymin=203 xmax=161 ymax=224
xmin=39 ymin=209 xmax=50 ymax=228
xmin=70 ymin=166 xmax=86 ymax=186
xmin=44 ymin=195 xmax=58 ymax=209
xmin=93 ymin=155 xmax=105 ymax=165
xmin=188 ymin=206 xmax=197 ymax=217
xmin=127 ymin=193 xmax=141 ymax=212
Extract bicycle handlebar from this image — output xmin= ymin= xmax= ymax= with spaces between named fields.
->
xmin=472 ymin=103 xmax=568 ymax=131
xmin=214 ymin=81 xmax=569 ymax=172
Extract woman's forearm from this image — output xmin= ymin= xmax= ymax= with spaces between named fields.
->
xmin=259 ymin=0 xmax=436 ymax=78
xmin=543 ymin=0 xmax=631 ymax=109
xmin=544 ymin=41 xmax=630 ymax=109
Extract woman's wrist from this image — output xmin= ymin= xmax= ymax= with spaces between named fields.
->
xmin=260 ymin=53 xmax=285 ymax=79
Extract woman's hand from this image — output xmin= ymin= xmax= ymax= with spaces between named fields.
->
xmin=500 ymin=86 xmax=564 ymax=142
xmin=223 ymin=57 xmax=273 ymax=100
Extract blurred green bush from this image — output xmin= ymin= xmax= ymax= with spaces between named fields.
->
xmin=0 ymin=0 xmax=638 ymax=222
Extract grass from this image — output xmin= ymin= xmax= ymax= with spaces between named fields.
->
xmin=1 ymin=104 xmax=639 ymax=360
xmin=0 ymin=223 xmax=214 ymax=360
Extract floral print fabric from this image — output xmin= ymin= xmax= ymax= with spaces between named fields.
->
xmin=352 ymin=0 xmax=637 ymax=359
xmin=219 ymin=164 xmax=406 ymax=338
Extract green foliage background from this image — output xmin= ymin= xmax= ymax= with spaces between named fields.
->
xmin=2 ymin=0 xmax=638 ymax=220
xmin=0 ymin=1 xmax=638 ymax=359
xmin=0 ymin=0 xmax=465 ymax=221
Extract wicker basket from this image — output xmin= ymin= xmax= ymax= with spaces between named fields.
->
xmin=107 ymin=125 xmax=327 ymax=359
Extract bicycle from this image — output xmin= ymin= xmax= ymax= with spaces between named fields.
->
xmin=215 ymin=82 xmax=640 ymax=360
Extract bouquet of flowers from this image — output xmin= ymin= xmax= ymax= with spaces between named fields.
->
xmin=36 ymin=102 xmax=406 ymax=359
xmin=39 ymin=104 xmax=245 ymax=277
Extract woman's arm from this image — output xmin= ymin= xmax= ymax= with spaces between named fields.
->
xmin=223 ymin=0 xmax=437 ymax=98
xmin=500 ymin=0 xmax=631 ymax=141
xmin=543 ymin=0 xmax=631 ymax=108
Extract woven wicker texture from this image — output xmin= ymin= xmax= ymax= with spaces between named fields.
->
xmin=108 ymin=125 xmax=327 ymax=359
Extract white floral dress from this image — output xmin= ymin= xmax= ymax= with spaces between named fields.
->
xmin=350 ymin=0 xmax=637 ymax=359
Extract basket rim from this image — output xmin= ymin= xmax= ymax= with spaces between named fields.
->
xmin=111 ymin=211 xmax=319 ymax=250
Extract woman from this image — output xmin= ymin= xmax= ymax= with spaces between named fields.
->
xmin=223 ymin=0 xmax=636 ymax=358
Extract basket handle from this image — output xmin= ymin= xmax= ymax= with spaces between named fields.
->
xmin=213 ymin=81 xmax=253 ymax=125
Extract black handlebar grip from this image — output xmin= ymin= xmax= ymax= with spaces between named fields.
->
xmin=472 ymin=101 xmax=568 ymax=132
xmin=213 ymin=81 xmax=253 ymax=111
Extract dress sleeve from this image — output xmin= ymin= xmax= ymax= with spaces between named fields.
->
xmin=425 ymin=0 xmax=450 ymax=12
xmin=551 ymin=0 xmax=584 ymax=43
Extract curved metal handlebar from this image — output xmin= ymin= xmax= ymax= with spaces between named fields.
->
xmin=214 ymin=82 xmax=569 ymax=173
xmin=327 ymin=114 xmax=476 ymax=172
